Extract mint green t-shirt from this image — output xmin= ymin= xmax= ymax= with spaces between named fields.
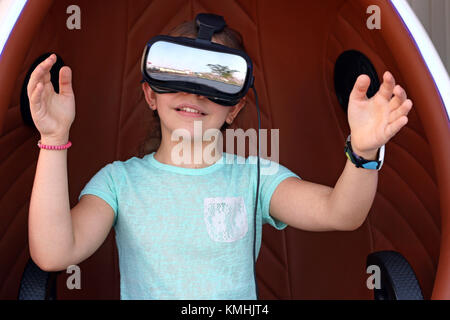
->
xmin=78 ymin=152 xmax=301 ymax=299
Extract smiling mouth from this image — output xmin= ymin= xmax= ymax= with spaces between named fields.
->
xmin=175 ymin=106 xmax=207 ymax=116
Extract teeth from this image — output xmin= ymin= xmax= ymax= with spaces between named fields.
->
xmin=179 ymin=107 xmax=201 ymax=114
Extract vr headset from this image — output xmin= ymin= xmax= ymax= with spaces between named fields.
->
xmin=141 ymin=13 xmax=262 ymax=300
xmin=140 ymin=13 xmax=255 ymax=107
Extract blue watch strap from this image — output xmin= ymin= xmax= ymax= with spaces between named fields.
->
xmin=345 ymin=134 xmax=384 ymax=170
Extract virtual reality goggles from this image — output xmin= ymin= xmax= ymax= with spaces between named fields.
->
xmin=141 ymin=13 xmax=254 ymax=107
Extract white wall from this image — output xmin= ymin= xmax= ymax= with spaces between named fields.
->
xmin=0 ymin=0 xmax=27 ymax=56
xmin=407 ymin=0 xmax=450 ymax=73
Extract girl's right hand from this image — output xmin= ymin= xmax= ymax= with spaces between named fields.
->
xmin=27 ymin=54 xmax=75 ymax=141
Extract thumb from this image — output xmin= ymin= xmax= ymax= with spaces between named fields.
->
xmin=59 ymin=66 xmax=73 ymax=96
xmin=350 ymin=74 xmax=371 ymax=102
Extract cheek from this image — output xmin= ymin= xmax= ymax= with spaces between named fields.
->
xmin=154 ymin=96 xmax=174 ymax=116
xmin=205 ymin=109 xmax=230 ymax=129
xmin=209 ymin=105 xmax=230 ymax=120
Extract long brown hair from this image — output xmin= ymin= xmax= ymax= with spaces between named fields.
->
xmin=137 ymin=19 xmax=248 ymax=157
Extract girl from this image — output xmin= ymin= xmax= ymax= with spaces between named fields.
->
xmin=27 ymin=19 xmax=413 ymax=299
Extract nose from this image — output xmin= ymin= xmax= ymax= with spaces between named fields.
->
xmin=181 ymin=91 xmax=206 ymax=100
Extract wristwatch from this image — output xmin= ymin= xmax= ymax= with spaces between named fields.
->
xmin=344 ymin=134 xmax=385 ymax=170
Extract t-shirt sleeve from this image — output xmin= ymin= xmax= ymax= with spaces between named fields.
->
xmin=255 ymin=157 xmax=302 ymax=230
xmin=78 ymin=162 xmax=119 ymax=227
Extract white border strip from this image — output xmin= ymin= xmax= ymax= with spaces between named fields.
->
xmin=0 ymin=0 xmax=27 ymax=57
xmin=390 ymin=0 xmax=450 ymax=120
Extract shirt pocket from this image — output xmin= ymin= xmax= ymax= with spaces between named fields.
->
xmin=203 ymin=196 xmax=248 ymax=242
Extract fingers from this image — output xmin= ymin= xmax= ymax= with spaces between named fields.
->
xmin=29 ymin=82 xmax=44 ymax=112
xmin=377 ymin=71 xmax=396 ymax=101
xmin=391 ymin=84 xmax=407 ymax=106
xmin=27 ymin=54 xmax=56 ymax=98
xmin=350 ymin=74 xmax=371 ymax=102
xmin=386 ymin=115 xmax=408 ymax=139
xmin=59 ymin=66 xmax=73 ymax=96
xmin=388 ymin=99 xmax=413 ymax=124
xmin=393 ymin=85 xmax=407 ymax=101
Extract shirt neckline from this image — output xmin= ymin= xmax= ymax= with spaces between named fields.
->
xmin=147 ymin=152 xmax=227 ymax=175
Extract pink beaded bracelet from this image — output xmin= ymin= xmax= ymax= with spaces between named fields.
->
xmin=37 ymin=140 xmax=72 ymax=150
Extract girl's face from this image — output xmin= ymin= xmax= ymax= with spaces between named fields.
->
xmin=142 ymin=83 xmax=247 ymax=140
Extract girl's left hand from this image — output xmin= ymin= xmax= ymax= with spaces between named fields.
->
xmin=347 ymin=71 xmax=413 ymax=159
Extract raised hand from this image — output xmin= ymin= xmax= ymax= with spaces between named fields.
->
xmin=27 ymin=54 xmax=75 ymax=143
xmin=347 ymin=71 xmax=413 ymax=159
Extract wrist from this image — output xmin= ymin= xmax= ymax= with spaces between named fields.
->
xmin=351 ymin=147 xmax=378 ymax=160
xmin=40 ymin=135 xmax=70 ymax=146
